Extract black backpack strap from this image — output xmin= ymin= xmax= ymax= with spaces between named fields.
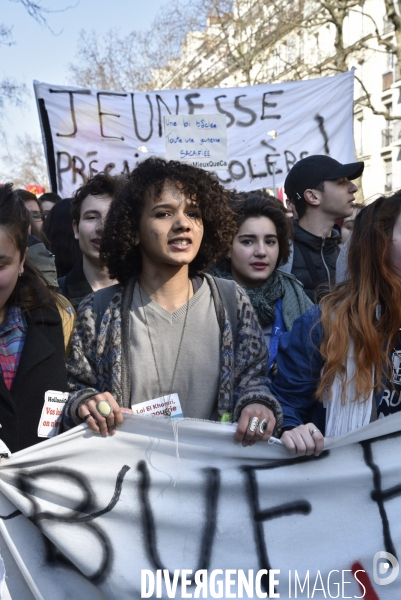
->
xmin=93 ymin=284 xmax=121 ymax=334
xmin=204 ymin=274 xmax=238 ymax=337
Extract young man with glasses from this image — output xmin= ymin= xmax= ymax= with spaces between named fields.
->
xmin=15 ymin=189 xmax=44 ymax=229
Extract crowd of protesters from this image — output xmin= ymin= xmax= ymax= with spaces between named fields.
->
xmin=0 ymin=152 xmax=400 ymax=457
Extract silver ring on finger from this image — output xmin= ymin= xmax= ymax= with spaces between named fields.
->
xmin=249 ymin=417 xmax=259 ymax=432
xmin=97 ymin=400 xmax=113 ymax=418
xmin=259 ymin=419 xmax=268 ymax=434
xmin=310 ymin=428 xmax=319 ymax=436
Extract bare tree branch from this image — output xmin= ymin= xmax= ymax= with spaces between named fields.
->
xmin=8 ymin=0 xmax=78 ymax=33
xmin=0 ymin=134 xmax=49 ymax=188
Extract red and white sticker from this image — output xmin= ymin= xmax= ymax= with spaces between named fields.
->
xmin=37 ymin=390 xmax=69 ymax=438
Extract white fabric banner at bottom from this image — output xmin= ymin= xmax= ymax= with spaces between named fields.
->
xmin=0 ymin=414 xmax=400 ymax=599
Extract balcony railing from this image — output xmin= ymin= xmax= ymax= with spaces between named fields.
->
xmin=383 ymin=71 xmax=393 ymax=91
xmin=382 ymin=128 xmax=393 ymax=147
xmin=393 ymin=120 xmax=401 ymax=142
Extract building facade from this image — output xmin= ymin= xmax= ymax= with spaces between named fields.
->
xmin=152 ymin=0 xmax=401 ymax=199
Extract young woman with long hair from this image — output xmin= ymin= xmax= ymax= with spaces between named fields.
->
xmin=271 ymin=191 xmax=401 ymax=455
xmin=0 ymin=184 xmax=70 ymax=452
xmin=210 ymin=193 xmax=312 ymax=374
xmin=63 ymin=158 xmax=283 ymax=446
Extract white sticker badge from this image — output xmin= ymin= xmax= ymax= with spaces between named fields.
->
xmin=38 ymin=390 xmax=69 ymax=438
xmin=131 ymin=393 xmax=183 ymax=419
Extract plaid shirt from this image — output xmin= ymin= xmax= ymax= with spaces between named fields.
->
xmin=0 ymin=306 xmax=27 ymax=390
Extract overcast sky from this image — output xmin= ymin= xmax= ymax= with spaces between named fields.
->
xmin=1 ymin=0 xmax=167 ymax=171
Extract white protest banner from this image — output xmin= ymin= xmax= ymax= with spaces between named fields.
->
xmin=164 ymin=114 xmax=228 ymax=170
xmin=0 ymin=415 xmax=401 ymax=599
xmin=34 ymin=70 xmax=355 ymax=197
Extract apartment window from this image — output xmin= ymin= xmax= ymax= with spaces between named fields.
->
xmin=383 ymin=71 xmax=393 ymax=91
xmin=385 ymin=158 xmax=392 ymax=192
xmin=387 ymin=52 xmax=395 ymax=71
xmin=274 ymin=48 xmax=282 ymax=73
xmin=382 ymin=104 xmax=393 ymax=147
xmin=287 ymin=36 xmax=296 ymax=64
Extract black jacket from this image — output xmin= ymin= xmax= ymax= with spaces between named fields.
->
xmin=291 ymin=221 xmax=341 ymax=303
xmin=58 ymin=259 xmax=92 ymax=310
xmin=0 ymin=306 xmax=68 ymax=453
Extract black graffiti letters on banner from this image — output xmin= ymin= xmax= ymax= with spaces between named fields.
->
xmin=14 ymin=465 xmax=130 ymax=583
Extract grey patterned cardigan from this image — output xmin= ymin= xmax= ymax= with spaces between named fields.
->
xmin=62 ymin=275 xmax=283 ymax=435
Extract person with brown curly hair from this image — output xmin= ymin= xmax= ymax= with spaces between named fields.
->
xmin=210 ymin=193 xmax=312 ymax=375
xmin=63 ymin=157 xmax=282 ymax=446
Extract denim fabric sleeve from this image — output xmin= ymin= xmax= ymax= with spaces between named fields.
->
xmin=270 ymin=305 xmax=325 ymax=430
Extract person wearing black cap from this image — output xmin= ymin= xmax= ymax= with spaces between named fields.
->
xmin=284 ymin=155 xmax=364 ymax=302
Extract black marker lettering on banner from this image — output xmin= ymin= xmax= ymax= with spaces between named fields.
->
xmin=49 ymin=88 xmax=91 ymax=138
xmin=284 ymin=150 xmax=309 ymax=172
xmin=57 ymin=150 xmax=133 ymax=188
xmin=56 ymin=152 xmax=72 ymax=192
xmin=104 ymin=162 xmax=116 ymax=174
xmin=185 ymin=93 xmax=204 ymax=114
xmin=361 ymin=431 xmax=401 ymax=560
xmin=284 ymin=150 xmax=297 ymax=171
xmin=137 ymin=460 xmax=220 ymax=585
xmin=261 ymin=140 xmax=277 ymax=152
xmin=156 ymin=94 xmax=180 ymax=137
xmin=72 ymin=155 xmax=87 ymax=184
xmin=261 ymin=90 xmax=283 ymax=120
xmin=214 ymin=95 xmax=235 ymax=127
xmin=228 ymin=160 xmax=246 ymax=180
xmin=131 ymin=93 xmax=154 ymax=142
xmin=216 ymin=149 xmax=308 ymax=185
xmin=234 ymin=95 xmax=257 ymax=127
xmin=247 ymin=158 xmax=267 ymax=179
xmin=97 ymin=92 xmax=126 ymax=141
xmin=121 ymin=160 xmax=131 ymax=176
xmin=265 ymin=154 xmax=282 ymax=176
xmin=15 ymin=465 xmax=130 ymax=583
xmin=314 ymin=114 xmax=330 ymax=155
xmin=87 ymin=151 xmax=98 ymax=178
xmin=242 ymin=452 xmax=329 ymax=595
